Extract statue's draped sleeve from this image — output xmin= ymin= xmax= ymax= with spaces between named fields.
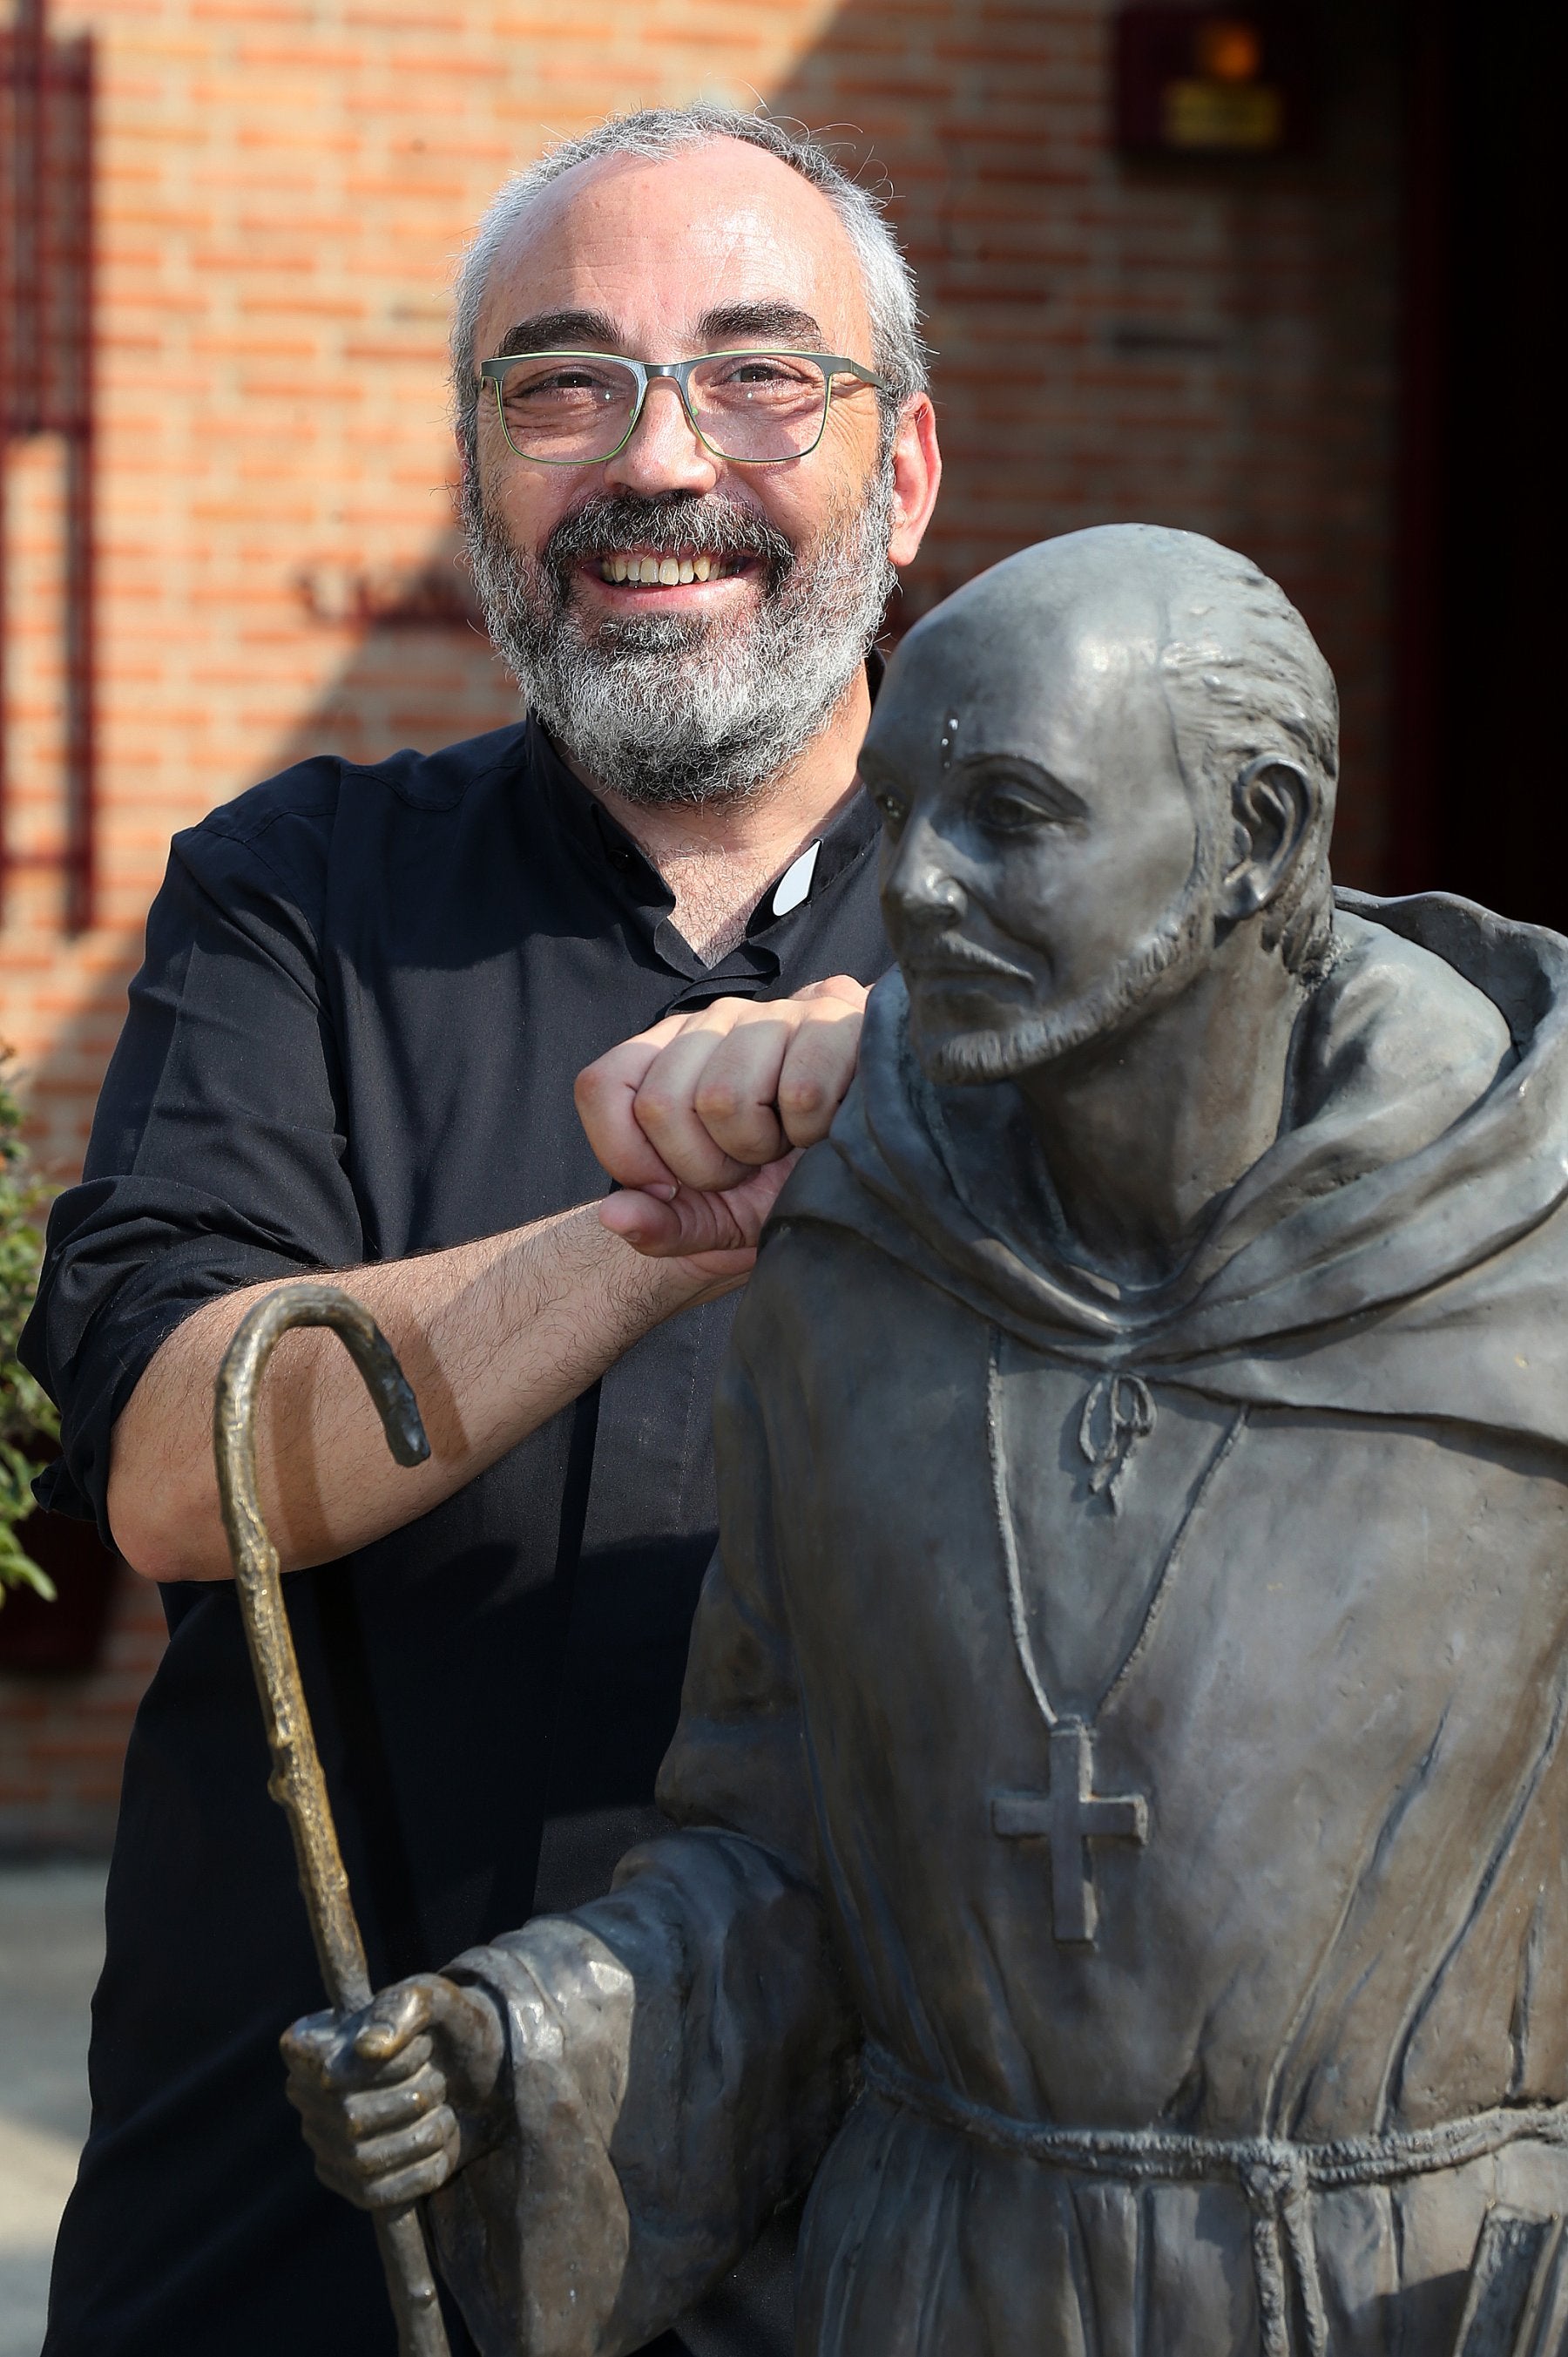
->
xmin=427 ymin=1317 xmax=859 ymax=2357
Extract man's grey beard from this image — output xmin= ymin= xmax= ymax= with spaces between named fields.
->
xmin=463 ymin=461 xmax=896 ymax=808
xmin=910 ymin=857 xmax=1220 ymax=1087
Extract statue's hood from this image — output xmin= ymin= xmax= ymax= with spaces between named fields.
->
xmin=773 ymin=891 xmax=1568 ymax=1452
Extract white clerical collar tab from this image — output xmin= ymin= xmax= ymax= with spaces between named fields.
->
xmin=772 ymin=841 xmax=821 ymax=918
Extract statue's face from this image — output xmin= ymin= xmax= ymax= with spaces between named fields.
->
xmin=865 ymin=608 xmax=1218 ymax=1084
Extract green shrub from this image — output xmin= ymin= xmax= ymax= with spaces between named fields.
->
xmin=0 ymin=1054 xmax=57 ymax=1606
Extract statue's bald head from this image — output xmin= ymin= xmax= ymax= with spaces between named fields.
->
xmin=889 ymin=525 xmax=1336 ymax=965
xmin=865 ymin=525 xmax=1341 ymax=1083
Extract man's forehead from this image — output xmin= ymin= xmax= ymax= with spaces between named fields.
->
xmin=473 ymin=139 xmax=870 ymax=358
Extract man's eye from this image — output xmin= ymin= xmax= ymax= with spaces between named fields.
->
xmin=712 ymin=357 xmax=813 ymax=387
xmin=506 ymin=365 xmax=624 ymax=407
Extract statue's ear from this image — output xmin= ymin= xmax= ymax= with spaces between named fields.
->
xmin=1220 ymin=755 xmax=1315 ymax=921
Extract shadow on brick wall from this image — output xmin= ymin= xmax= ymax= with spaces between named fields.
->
xmin=268 ymin=529 xmax=523 ymax=774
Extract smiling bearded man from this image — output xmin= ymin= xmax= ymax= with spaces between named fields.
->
xmin=289 ymin=525 xmax=1568 ymax=2357
xmin=23 ymin=106 xmax=939 ymax=2357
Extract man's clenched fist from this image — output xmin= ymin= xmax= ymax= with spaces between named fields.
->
xmin=574 ymin=974 xmax=869 ymax=1264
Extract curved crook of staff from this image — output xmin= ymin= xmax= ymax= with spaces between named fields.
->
xmin=214 ymin=1281 xmax=450 ymax=2357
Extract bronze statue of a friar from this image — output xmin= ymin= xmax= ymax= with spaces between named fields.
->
xmin=285 ymin=525 xmax=1568 ymax=2355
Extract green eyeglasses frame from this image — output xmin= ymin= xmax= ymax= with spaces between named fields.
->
xmin=476 ymin=349 xmax=889 ymax=467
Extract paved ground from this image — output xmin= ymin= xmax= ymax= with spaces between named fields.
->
xmin=0 ymin=1862 xmax=105 ymax=2357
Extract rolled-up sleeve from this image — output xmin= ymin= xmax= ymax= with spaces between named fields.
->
xmin=20 ymin=784 xmax=363 ymax=1541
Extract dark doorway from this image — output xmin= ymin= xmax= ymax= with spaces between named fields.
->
xmin=1391 ymin=0 xmax=1567 ymax=923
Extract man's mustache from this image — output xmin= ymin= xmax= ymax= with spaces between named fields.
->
xmin=544 ymin=495 xmax=794 ymax=586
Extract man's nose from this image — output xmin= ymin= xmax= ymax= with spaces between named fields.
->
xmin=601 ymin=378 xmax=720 ymax=498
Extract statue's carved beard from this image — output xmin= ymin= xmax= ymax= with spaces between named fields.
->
xmin=462 ymin=459 xmax=896 ymax=808
xmin=912 ymin=846 xmax=1222 ymax=1087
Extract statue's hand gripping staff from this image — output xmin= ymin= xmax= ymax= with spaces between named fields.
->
xmin=216 ymin=1282 xmax=451 ymax=2357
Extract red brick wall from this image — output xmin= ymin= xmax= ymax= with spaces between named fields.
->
xmin=0 ymin=0 xmax=1406 ymax=1847
xmin=0 ymin=1575 xmax=164 ymax=1850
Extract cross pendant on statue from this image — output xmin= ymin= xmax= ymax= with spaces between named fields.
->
xmin=992 ymin=1719 xmax=1149 ymax=1945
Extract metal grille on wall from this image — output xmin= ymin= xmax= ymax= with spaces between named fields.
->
xmin=0 ymin=0 xmax=93 ymax=930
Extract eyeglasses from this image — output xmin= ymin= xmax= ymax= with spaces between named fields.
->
xmin=476 ymin=349 xmax=888 ymax=467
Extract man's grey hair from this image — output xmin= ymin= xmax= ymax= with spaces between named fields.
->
xmin=450 ymin=105 xmax=929 ymax=468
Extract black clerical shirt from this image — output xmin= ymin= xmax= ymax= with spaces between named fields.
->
xmin=22 ymin=713 xmax=889 ymax=2357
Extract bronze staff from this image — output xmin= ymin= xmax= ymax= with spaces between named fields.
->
xmin=215 ymin=1282 xmax=450 ymax=2357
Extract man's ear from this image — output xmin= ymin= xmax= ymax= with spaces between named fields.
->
xmin=887 ymin=395 xmax=942 ymax=571
xmin=1220 ymin=755 xmax=1315 ymax=921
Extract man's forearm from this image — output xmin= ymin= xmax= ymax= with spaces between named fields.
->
xmin=107 ymin=1205 xmax=713 ymax=1583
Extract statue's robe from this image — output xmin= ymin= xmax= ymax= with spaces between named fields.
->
xmin=432 ymin=893 xmax=1568 ymax=2357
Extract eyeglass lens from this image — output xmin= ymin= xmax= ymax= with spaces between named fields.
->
xmin=494 ymin=354 xmax=831 ymax=464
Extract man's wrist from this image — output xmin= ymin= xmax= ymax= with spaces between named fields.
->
xmin=520 ymin=1199 xmax=717 ymax=1337
xmin=603 ymin=1216 xmax=731 ymax=1321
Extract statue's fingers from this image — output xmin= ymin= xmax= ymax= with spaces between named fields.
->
xmin=340 ymin=2066 xmax=447 ymax=2141
xmin=287 ymin=2056 xmax=443 ymax=2143
xmin=353 ymin=1980 xmax=436 ymax=2064
xmin=314 ymin=2145 xmax=456 ymax=2211
xmin=285 ymin=2062 xmax=429 ymax=2176
xmin=310 ymin=2111 xmax=459 ymax=2210
xmin=286 ymin=2023 xmax=432 ymax=2104
xmin=345 ymin=2028 xmax=432 ymax=2089
xmin=280 ymin=2007 xmax=345 ymax=2089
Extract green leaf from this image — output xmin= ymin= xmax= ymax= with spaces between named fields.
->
xmin=0 ymin=1049 xmax=57 ymax=1607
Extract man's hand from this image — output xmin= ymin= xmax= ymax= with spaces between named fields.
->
xmin=282 ymin=1974 xmax=507 ymax=2211
xmin=112 ymin=979 xmax=870 ymax=1585
xmin=575 ymin=975 xmax=868 ymax=1263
